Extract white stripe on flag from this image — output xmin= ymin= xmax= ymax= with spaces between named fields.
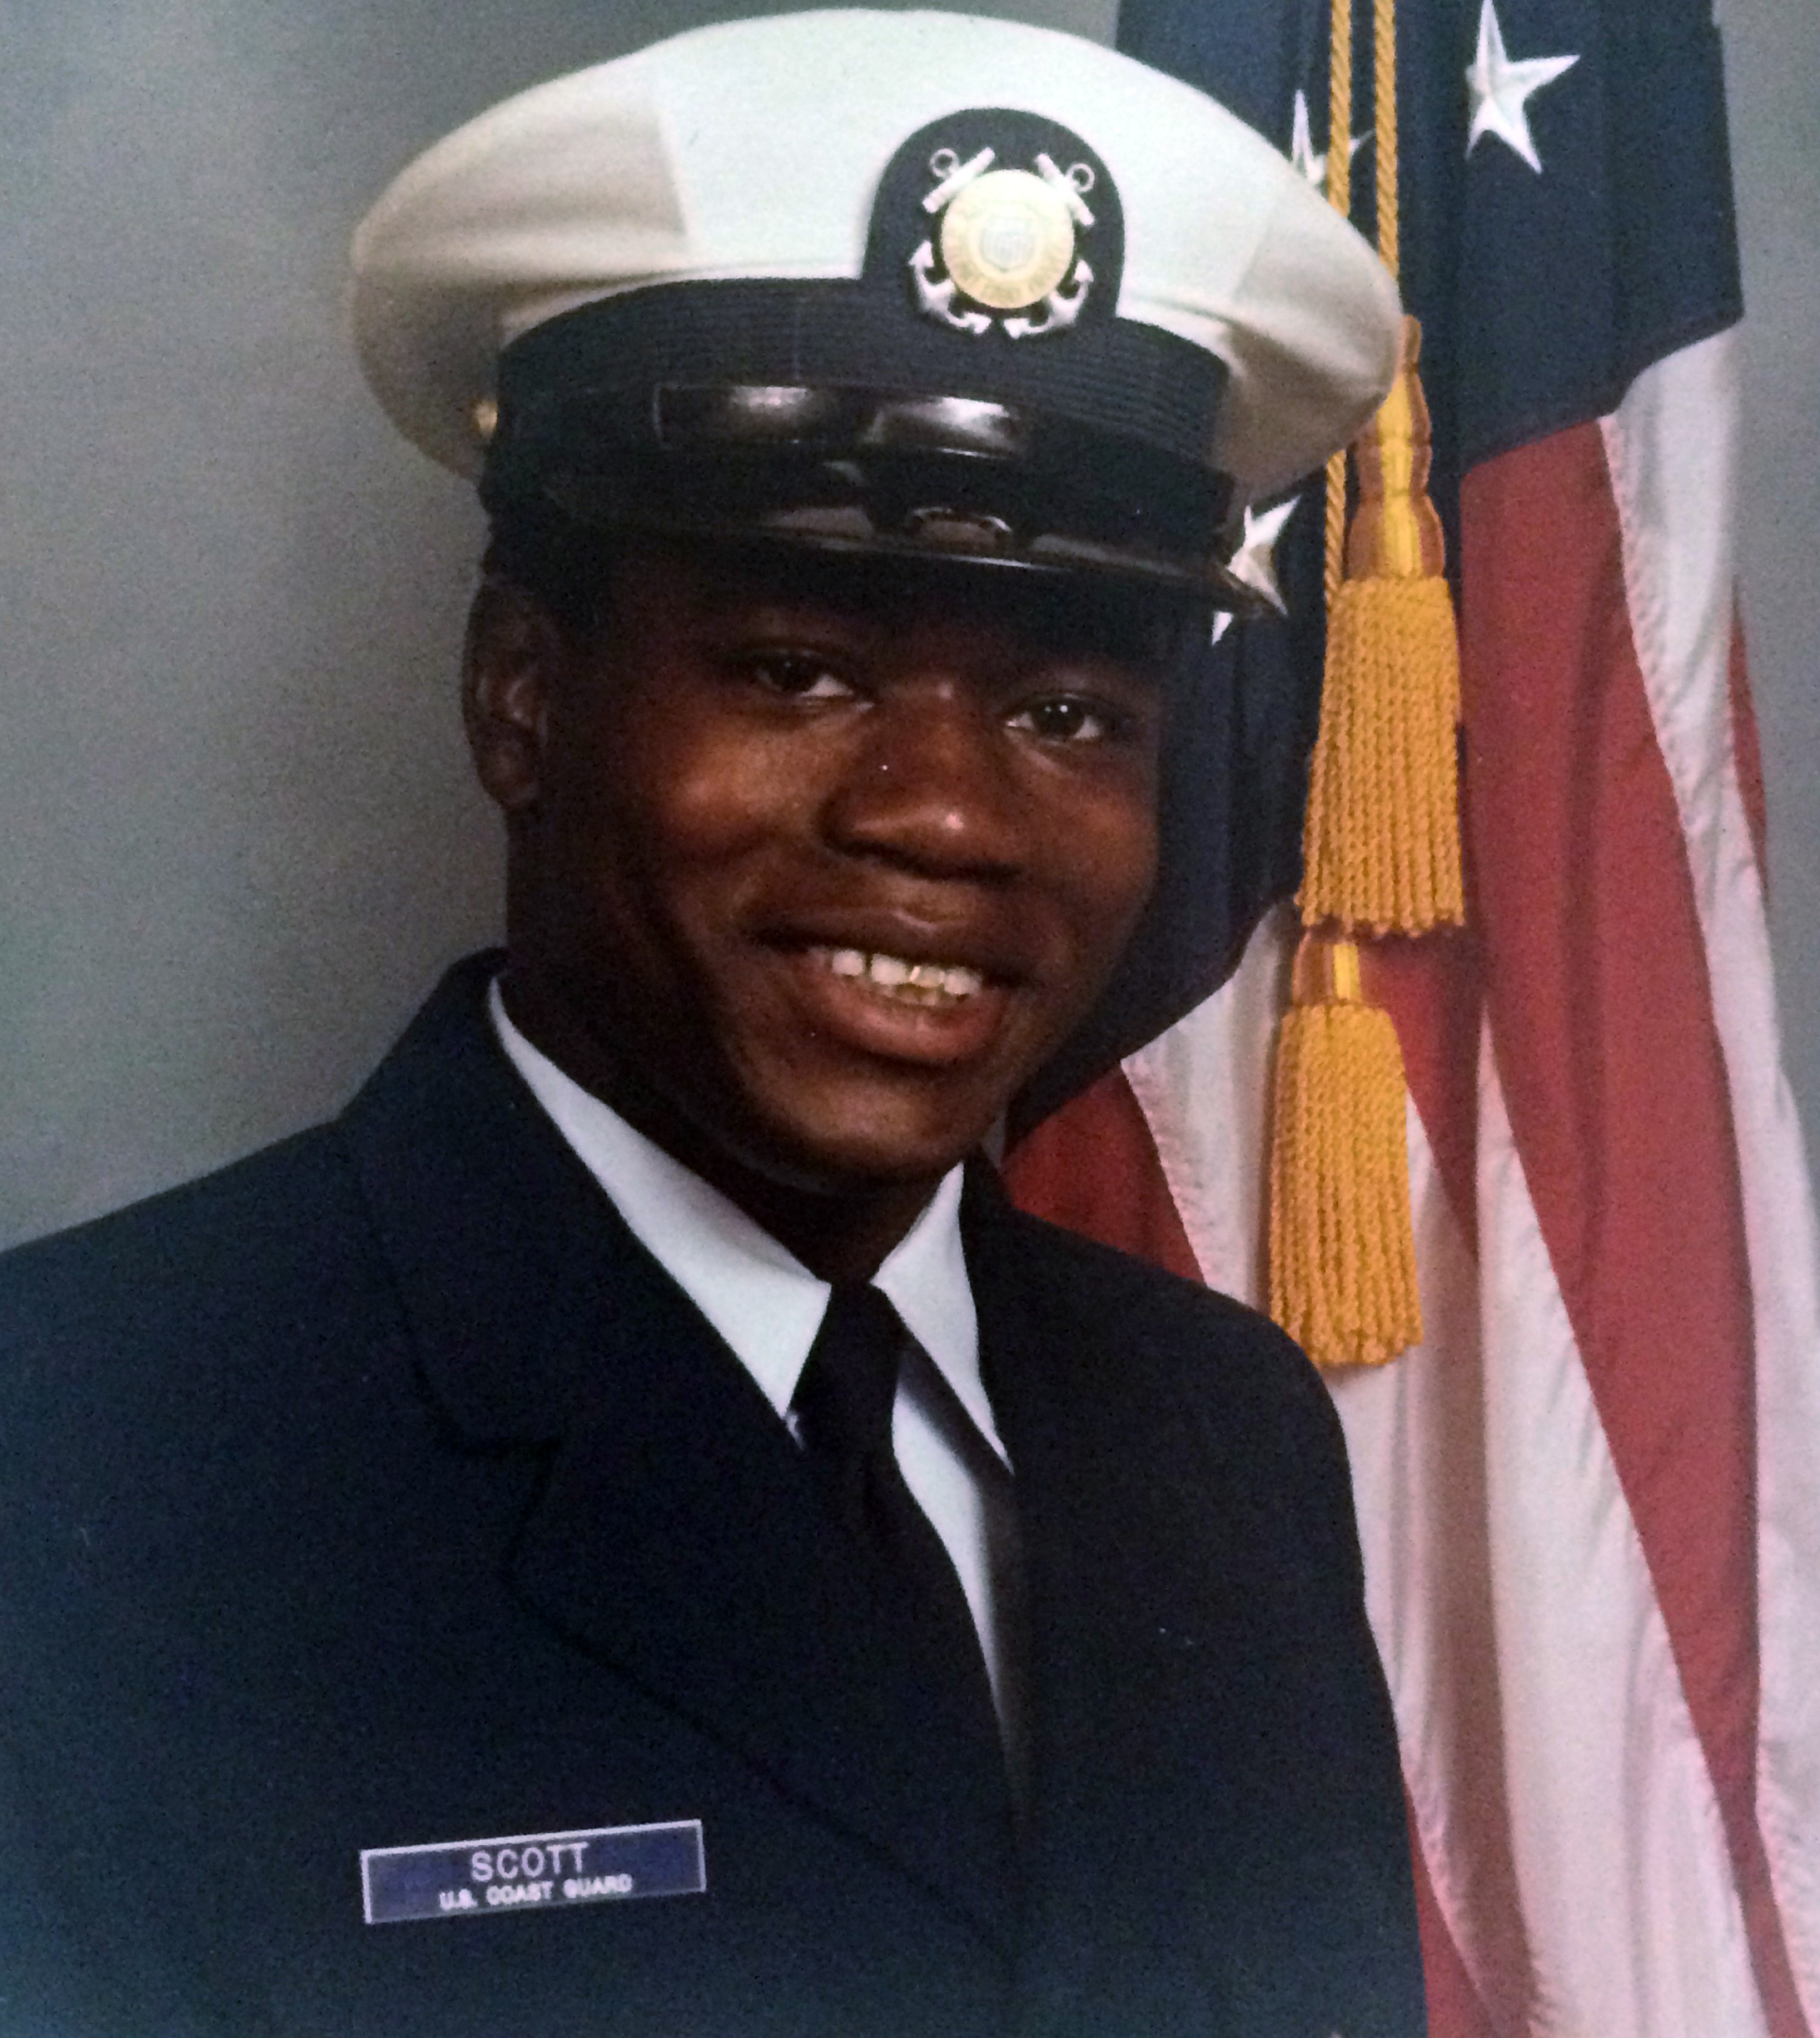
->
xmin=1325 ymin=1096 xmax=1514 ymax=2027
xmin=1603 ymin=331 xmax=1820 ymax=2023
xmin=1477 ymin=1038 xmax=1767 ymax=2037
xmin=1120 ymin=906 xmax=1291 ymax=1305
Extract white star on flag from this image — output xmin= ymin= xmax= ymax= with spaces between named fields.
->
xmin=1288 ymin=90 xmax=1326 ymax=186
xmin=1210 ymin=495 xmax=1298 ymax=644
xmin=1287 ymin=88 xmax=1367 ymax=191
xmin=1466 ymin=0 xmax=1579 ymax=172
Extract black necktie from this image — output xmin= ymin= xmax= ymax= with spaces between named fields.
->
xmin=792 ymin=1285 xmax=1004 ymax=1764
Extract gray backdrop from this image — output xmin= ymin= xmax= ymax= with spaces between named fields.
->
xmin=2 ymin=0 xmax=1814 ymax=1250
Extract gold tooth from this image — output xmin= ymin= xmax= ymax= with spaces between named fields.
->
xmin=818 ymin=947 xmax=981 ymax=999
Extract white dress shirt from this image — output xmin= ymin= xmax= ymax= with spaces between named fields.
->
xmin=487 ymin=982 xmax=1027 ymax=1770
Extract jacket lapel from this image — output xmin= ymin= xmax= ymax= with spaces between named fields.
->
xmin=337 ymin=959 xmax=1018 ymax=1957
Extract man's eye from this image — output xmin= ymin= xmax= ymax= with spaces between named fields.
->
xmin=743 ymin=653 xmax=854 ymax=700
xmin=1009 ymin=696 xmax=1122 ymax=743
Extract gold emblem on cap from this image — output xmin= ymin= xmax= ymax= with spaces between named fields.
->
xmin=911 ymin=144 xmax=1098 ymax=339
xmin=937 ymin=169 xmax=1077 ymax=313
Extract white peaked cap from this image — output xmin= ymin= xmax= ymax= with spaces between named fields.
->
xmin=352 ymin=9 xmax=1400 ymax=524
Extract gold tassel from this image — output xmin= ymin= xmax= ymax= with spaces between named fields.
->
xmin=1299 ymin=316 xmax=1464 ymax=935
xmin=1269 ymin=933 xmax=1422 ymax=1366
xmin=1264 ymin=0 xmax=1458 ymax=1370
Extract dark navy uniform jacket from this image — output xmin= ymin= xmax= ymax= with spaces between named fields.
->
xmin=0 ymin=957 xmax=1424 ymax=2038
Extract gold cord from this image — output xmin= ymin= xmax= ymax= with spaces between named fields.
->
xmin=1373 ymin=0 xmax=1399 ymax=273
xmin=1326 ymin=0 xmax=1354 ymax=219
xmin=1323 ymin=0 xmax=1355 ymax=609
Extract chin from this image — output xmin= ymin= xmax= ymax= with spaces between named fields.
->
xmin=727 ymin=1086 xmax=999 ymax=1194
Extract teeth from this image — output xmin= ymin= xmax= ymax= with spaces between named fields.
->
xmin=813 ymin=948 xmax=986 ymax=1002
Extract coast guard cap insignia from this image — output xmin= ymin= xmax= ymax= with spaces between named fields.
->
xmin=913 ymin=147 xmax=1094 ymax=337
xmin=878 ymin=110 xmax=1121 ymax=343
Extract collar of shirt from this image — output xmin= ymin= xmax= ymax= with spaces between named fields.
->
xmin=486 ymin=979 xmax=1007 ymax=1467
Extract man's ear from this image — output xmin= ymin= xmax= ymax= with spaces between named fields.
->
xmin=462 ymin=578 xmax=569 ymax=812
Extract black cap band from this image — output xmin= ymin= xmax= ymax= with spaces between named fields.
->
xmin=481 ymin=281 xmax=1251 ymax=596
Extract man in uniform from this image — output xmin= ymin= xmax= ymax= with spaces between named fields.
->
xmin=0 ymin=12 xmax=1423 ymax=2036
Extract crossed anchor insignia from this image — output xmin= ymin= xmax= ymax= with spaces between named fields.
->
xmin=909 ymin=144 xmax=1096 ymax=340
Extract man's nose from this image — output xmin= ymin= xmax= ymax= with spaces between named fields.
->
xmin=821 ymin=689 xmax=1023 ymax=883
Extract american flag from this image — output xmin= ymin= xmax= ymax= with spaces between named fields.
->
xmin=1004 ymin=0 xmax=1820 ymax=2031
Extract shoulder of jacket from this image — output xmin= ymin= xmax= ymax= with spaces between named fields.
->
xmin=0 ymin=1121 xmax=384 ymax=1379
xmin=993 ymin=1197 xmax=1330 ymax=1415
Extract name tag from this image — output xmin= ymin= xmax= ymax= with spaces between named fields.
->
xmin=361 ymin=1819 xmax=705 ymax=1925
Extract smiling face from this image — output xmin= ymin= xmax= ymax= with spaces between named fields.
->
xmin=467 ymin=535 xmax=1168 ymax=1225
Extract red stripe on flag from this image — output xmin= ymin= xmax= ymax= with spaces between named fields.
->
xmin=1729 ymin=609 xmax=1770 ymax=888
xmin=1002 ymin=1066 xmax=1203 ymax=1282
xmin=1459 ymin=425 xmax=1808 ymax=2038
xmin=1407 ymin=1797 xmax=1502 ymax=2038
xmin=1360 ymin=931 xmax=1484 ymax=1257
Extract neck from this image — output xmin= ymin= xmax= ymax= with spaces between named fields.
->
xmin=497 ymin=967 xmax=942 ymax=1285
